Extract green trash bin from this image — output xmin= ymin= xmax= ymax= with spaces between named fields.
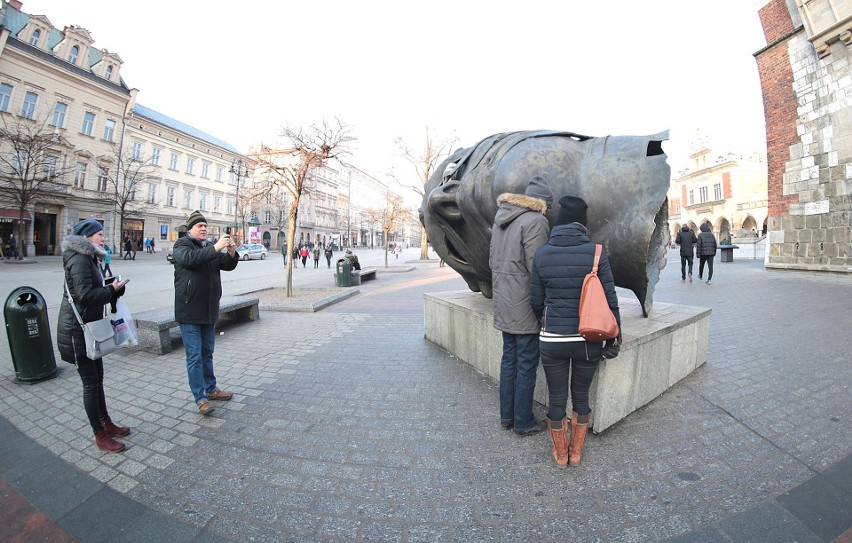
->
xmin=4 ymin=286 xmax=59 ymax=383
xmin=336 ymin=258 xmax=351 ymax=287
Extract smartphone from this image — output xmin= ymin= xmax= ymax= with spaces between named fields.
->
xmin=117 ymin=279 xmax=130 ymax=288
xmin=224 ymin=226 xmax=231 ymax=235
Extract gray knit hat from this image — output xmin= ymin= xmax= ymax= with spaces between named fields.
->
xmin=72 ymin=219 xmax=104 ymax=238
xmin=524 ymin=176 xmax=553 ymax=205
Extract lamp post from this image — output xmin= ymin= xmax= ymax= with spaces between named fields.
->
xmin=229 ymin=159 xmax=248 ymax=244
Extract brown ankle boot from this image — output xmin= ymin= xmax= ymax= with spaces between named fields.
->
xmin=94 ymin=430 xmax=126 ymax=452
xmin=100 ymin=417 xmax=130 ymax=437
xmin=547 ymin=417 xmax=569 ymax=468
xmin=568 ymin=411 xmax=589 ymax=466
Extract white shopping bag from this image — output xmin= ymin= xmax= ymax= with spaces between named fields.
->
xmin=109 ymin=297 xmax=138 ymax=348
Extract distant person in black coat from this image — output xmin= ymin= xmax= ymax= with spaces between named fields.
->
xmin=696 ymin=222 xmax=718 ymax=285
xmin=675 ymin=226 xmax=698 ymax=283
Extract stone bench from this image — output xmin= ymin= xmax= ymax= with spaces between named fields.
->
xmin=350 ymin=267 xmax=377 ymax=286
xmin=423 ymin=291 xmax=711 ymax=434
xmin=134 ymin=295 xmax=260 ymax=354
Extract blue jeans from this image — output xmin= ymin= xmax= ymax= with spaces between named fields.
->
xmin=540 ymin=342 xmax=600 ymax=420
xmin=499 ymin=332 xmax=540 ymax=430
xmin=179 ymin=323 xmax=218 ymax=403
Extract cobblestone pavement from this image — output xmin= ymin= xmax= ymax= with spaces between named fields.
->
xmin=0 ymin=248 xmax=850 ymax=542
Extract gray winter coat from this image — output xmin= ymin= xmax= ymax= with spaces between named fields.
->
xmin=489 ymin=193 xmax=551 ymax=334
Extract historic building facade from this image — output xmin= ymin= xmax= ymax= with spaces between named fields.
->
xmin=0 ymin=1 xmax=244 ymax=256
xmin=0 ymin=0 xmax=134 ymax=256
xmin=756 ymin=0 xmax=852 ymax=272
xmin=668 ymin=137 xmax=769 ymax=243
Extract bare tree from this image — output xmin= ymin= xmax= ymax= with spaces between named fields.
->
xmin=251 ymin=118 xmax=353 ymax=295
xmin=361 ymin=192 xmax=416 ymax=268
xmin=396 ymin=127 xmax=457 ymax=260
xmin=100 ymin=142 xmax=157 ymax=251
xmin=0 ymin=114 xmax=71 ymax=258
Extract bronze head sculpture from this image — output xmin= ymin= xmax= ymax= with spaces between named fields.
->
xmin=420 ymin=130 xmax=671 ymax=317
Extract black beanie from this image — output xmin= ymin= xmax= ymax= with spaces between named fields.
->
xmin=72 ymin=219 xmax=104 ymax=238
xmin=556 ymin=196 xmax=588 ymax=226
xmin=186 ymin=210 xmax=207 ymax=229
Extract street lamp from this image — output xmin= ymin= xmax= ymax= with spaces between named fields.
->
xmin=229 ymin=159 xmax=248 ymax=244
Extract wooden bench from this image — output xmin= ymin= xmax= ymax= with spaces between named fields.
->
xmin=350 ymin=267 xmax=377 ymax=286
xmin=134 ymin=295 xmax=260 ymax=354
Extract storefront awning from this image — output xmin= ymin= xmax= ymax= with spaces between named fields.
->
xmin=0 ymin=208 xmax=32 ymax=221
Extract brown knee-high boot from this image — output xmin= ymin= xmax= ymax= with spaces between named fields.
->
xmin=547 ymin=417 xmax=569 ymax=468
xmin=568 ymin=411 xmax=589 ymax=466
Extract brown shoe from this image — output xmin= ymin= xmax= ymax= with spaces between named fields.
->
xmin=100 ymin=417 xmax=130 ymax=437
xmin=207 ymin=388 xmax=233 ymax=401
xmin=547 ymin=417 xmax=569 ymax=468
xmin=94 ymin=430 xmax=126 ymax=452
xmin=568 ymin=411 xmax=590 ymax=466
xmin=197 ymin=400 xmax=215 ymax=415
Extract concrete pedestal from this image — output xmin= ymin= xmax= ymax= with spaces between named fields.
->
xmin=423 ymin=291 xmax=711 ymax=433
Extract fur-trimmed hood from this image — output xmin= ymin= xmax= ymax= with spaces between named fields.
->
xmin=494 ymin=193 xmax=546 ymax=229
xmin=61 ymin=235 xmax=107 ymax=259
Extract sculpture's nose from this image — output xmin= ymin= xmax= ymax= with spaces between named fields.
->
xmin=428 ymin=179 xmax=463 ymax=225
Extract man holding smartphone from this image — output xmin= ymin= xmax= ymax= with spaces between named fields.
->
xmin=171 ymin=210 xmax=239 ymax=415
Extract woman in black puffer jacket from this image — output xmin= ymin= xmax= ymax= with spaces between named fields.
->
xmin=57 ymin=220 xmax=130 ymax=452
xmin=530 ymin=196 xmax=622 ymax=468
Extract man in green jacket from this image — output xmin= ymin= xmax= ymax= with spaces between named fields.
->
xmin=172 ymin=211 xmax=239 ymax=415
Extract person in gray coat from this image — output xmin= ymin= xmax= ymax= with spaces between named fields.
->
xmin=489 ymin=176 xmax=553 ymax=436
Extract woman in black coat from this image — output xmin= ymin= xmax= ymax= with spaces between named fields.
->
xmin=530 ymin=196 xmax=622 ymax=468
xmin=57 ymin=220 xmax=130 ymax=452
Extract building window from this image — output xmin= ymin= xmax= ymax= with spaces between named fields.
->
xmin=713 ymin=183 xmax=722 ymax=201
xmin=68 ymin=45 xmax=79 ymax=64
xmin=75 ymin=162 xmax=87 ymax=188
xmin=199 ymin=193 xmax=208 ymax=211
xmin=97 ymin=166 xmax=109 ymax=191
xmin=216 ymin=166 xmax=223 ymax=182
xmin=29 ymin=29 xmax=41 ymax=47
xmin=201 ymin=162 xmax=210 ymax=179
xmin=169 ymin=152 xmax=179 ymax=170
xmin=227 ymin=198 xmax=234 ymax=215
xmin=147 ymin=183 xmax=157 ymax=204
xmin=103 ymin=119 xmax=116 ymax=142
xmin=151 ymin=147 xmax=161 ymax=166
xmin=183 ymin=189 xmax=192 ymax=209
xmin=266 ymin=194 xmax=272 ymax=204
xmin=131 ymin=141 xmax=143 ymax=160
xmin=699 ymin=186 xmax=708 ymax=203
xmin=81 ymin=112 xmax=95 ymax=136
xmin=43 ymin=155 xmax=57 ymax=178
xmin=166 ymin=186 xmax=176 ymax=206
xmin=105 ymin=65 xmax=113 ymax=80
xmin=0 ymin=83 xmax=12 ymax=112
xmin=279 ymin=210 xmax=285 ymax=223
xmin=51 ymin=102 xmax=67 ymax=127
xmin=185 ymin=157 xmax=195 ymax=175
xmin=11 ymin=150 xmax=25 ymax=174
xmin=264 ymin=211 xmax=272 ymax=223
xmin=20 ymin=91 xmax=37 ymax=119
xmin=214 ymin=196 xmax=221 ymax=212
xmin=128 ymin=185 xmax=137 ymax=201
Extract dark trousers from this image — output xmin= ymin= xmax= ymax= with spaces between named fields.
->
xmin=76 ymin=356 xmax=108 ymax=434
xmin=540 ymin=341 xmax=600 ymax=420
xmin=680 ymin=255 xmax=694 ymax=279
xmin=499 ymin=332 xmax=540 ymax=431
xmin=699 ymin=255 xmax=714 ymax=280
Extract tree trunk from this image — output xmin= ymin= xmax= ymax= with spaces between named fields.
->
xmin=419 ymin=226 xmax=428 ymax=260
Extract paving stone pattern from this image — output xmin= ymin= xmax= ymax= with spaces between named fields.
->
xmin=0 ymin=249 xmax=849 ymax=542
